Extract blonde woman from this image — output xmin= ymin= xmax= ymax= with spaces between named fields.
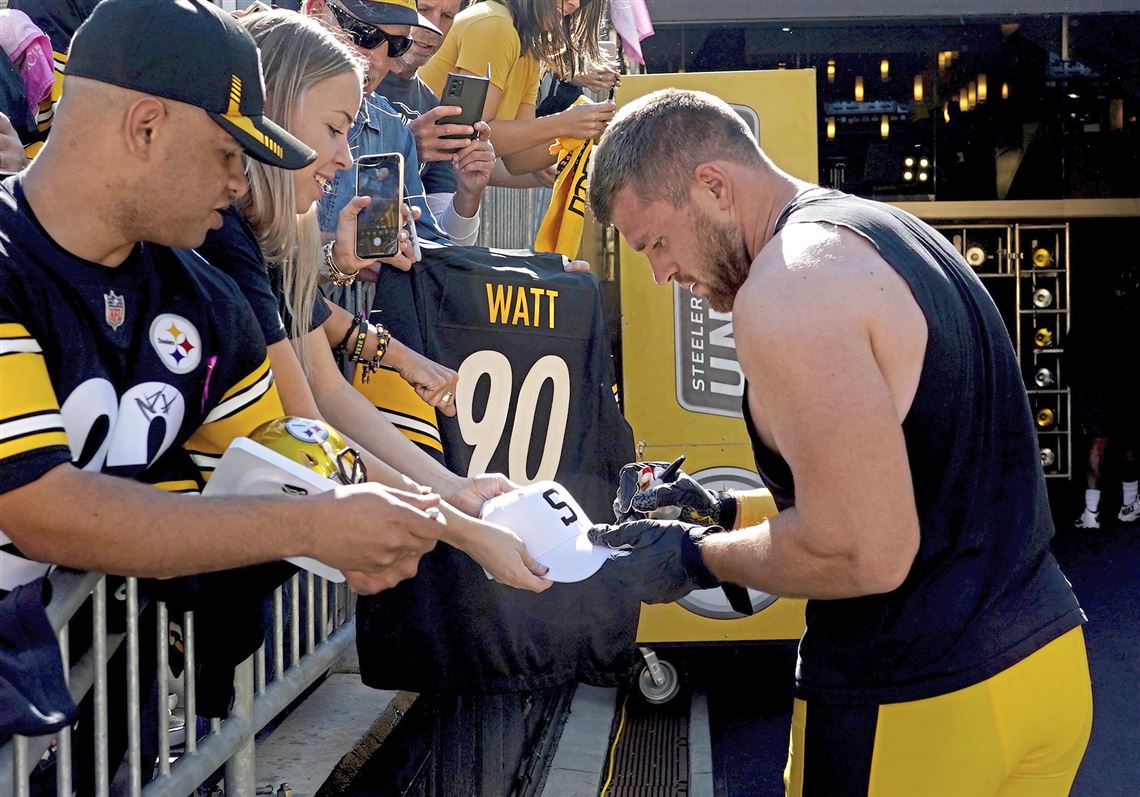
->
xmin=198 ymin=10 xmax=550 ymax=592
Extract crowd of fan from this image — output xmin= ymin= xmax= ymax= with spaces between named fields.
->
xmin=0 ymin=0 xmax=622 ymax=776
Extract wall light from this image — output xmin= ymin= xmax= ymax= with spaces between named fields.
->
xmin=977 ymin=73 xmax=987 ymax=102
xmin=826 ymin=117 xmax=836 ymax=140
xmin=880 ymin=115 xmax=890 ymax=138
xmin=855 ymin=76 xmax=864 ymax=102
xmin=943 ymin=102 xmax=950 ymax=123
xmin=959 ymin=91 xmax=969 ymax=112
xmin=881 ymin=59 xmax=890 ymax=81
xmin=827 ymin=59 xmax=836 ymax=83
xmin=1001 ymin=82 xmax=1010 ymax=99
xmin=968 ymin=81 xmax=977 ymax=109
xmin=913 ymin=74 xmax=924 ymax=103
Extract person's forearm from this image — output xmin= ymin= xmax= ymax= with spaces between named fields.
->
xmin=489 ymin=159 xmax=544 ymax=188
xmin=486 ymin=116 xmax=559 ymax=159
xmin=502 ymin=141 xmax=556 ymax=176
xmin=451 ymin=184 xmax=483 ymax=220
xmin=700 ymin=508 xmax=906 ymax=600
xmin=313 ymin=377 xmax=462 ymax=497
xmin=4 ymin=465 xmax=313 ymax=578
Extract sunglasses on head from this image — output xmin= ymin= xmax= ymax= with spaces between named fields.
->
xmin=327 ymin=2 xmax=414 ymax=57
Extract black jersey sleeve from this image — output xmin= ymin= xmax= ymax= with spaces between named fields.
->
xmin=197 ymin=207 xmax=288 ymax=346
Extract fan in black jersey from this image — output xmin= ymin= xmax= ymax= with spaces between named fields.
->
xmin=0 ymin=0 xmax=446 ymax=598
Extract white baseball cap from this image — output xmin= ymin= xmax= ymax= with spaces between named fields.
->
xmin=480 ymin=481 xmax=613 ymax=583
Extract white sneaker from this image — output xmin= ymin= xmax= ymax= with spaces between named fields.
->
xmin=1074 ymin=509 xmax=1100 ymax=529
xmin=1118 ymin=499 xmax=1140 ymax=524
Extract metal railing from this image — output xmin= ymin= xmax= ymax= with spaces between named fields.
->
xmin=2 ymin=568 xmax=353 ymax=797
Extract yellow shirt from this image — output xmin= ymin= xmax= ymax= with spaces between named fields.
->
xmin=420 ymin=0 xmax=540 ymax=121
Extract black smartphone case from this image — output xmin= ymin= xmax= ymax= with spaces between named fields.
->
xmin=437 ymin=72 xmax=490 ymax=140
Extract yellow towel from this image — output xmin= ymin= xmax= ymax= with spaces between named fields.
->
xmin=534 ymin=98 xmax=594 ymax=259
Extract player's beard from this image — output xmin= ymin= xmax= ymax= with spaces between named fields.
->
xmin=691 ymin=206 xmax=751 ymax=313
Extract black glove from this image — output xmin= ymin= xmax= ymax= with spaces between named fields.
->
xmin=631 ymin=474 xmax=737 ymax=528
xmin=588 ymin=519 xmax=722 ymax=604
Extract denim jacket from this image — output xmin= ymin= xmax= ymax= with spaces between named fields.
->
xmin=318 ymin=92 xmax=448 ymax=244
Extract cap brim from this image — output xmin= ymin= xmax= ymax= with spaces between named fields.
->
xmin=209 ymin=111 xmax=315 ymax=170
xmin=336 ymin=0 xmax=443 ymax=35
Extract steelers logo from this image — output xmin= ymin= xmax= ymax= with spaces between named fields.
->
xmin=149 ymin=314 xmax=202 ymax=375
xmin=283 ymin=417 xmax=331 ymax=444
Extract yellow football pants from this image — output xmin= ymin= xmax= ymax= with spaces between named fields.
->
xmin=785 ymin=626 xmax=1092 ymax=797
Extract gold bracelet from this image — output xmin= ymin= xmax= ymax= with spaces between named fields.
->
xmin=322 ymin=242 xmax=356 ymax=287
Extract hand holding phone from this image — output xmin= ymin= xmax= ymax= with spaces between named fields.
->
xmin=437 ymin=70 xmax=490 ymax=140
xmin=354 ymin=153 xmax=404 ymax=259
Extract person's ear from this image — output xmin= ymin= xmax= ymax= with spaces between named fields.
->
xmin=122 ymin=97 xmax=167 ymax=159
xmin=693 ymin=162 xmax=733 ymax=211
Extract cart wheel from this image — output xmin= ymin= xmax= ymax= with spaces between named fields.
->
xmin=634 ymin=648 xmax=684 ymax=705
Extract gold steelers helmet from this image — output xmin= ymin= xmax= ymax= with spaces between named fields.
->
xmin=248 ymin=417 xmax=366 ymax=485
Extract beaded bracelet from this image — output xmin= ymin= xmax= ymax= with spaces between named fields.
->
xmin=322 ymin=242 xmax=357 ymax=287
xmin=360 ymin=324 xmax=392 ymax=384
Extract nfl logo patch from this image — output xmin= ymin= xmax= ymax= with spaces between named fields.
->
xmin=104 ymin=290 xmax=125 ymax=330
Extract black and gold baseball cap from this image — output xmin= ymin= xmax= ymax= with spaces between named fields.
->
xmin=335 ymin=0 xmax=443 ymax=34
xmin=64 ymin=0 xmax=315 ymax=170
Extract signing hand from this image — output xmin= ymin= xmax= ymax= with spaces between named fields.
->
xmin=588 ymin=518 xmax=721 ymax=603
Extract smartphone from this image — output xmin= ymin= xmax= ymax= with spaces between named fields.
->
xmin=437 ymin=70 xmax=490 ymax=140
xmin=354 ymin=152 xmax=404 ymax=259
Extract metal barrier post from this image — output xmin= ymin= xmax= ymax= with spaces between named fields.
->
xmin=223 ymin=656 xmax=256 ymax=796
xmin=125 ymin=579 xmax=141 ymax=797
xmin=156 ymin=602 xmax=170 ymax=777
xmin=55 ymin=624 xmax=72 ymax=797
xmin=93 ymin=578 xmax=109 ymax=797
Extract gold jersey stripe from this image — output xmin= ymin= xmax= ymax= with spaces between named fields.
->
xmin=152 ymin=480 xmax=201 ymax=494
xmin=220 ymin=355 xmax=273 ymax=400
xmin=0 ymin=350 xmax=62 ymax=426
xmin=0 ymin=430 xmax=69 ymax=460
xmin=398 ymin=429 xmax=445 ymax=453
xmin=0 ymin=322 xmax=32 ymax=338
xmin=353 ymin=367 xmax=440 ymax=426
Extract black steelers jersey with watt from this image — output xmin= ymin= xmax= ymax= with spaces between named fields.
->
xmin=744 ymin=187 xmax=1083 ymax=705
xmin=0 ymin=175 xmax=283 ymax=584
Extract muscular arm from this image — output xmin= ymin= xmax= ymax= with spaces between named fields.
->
xmin=699 ymin=225 xmax=925 ymax=598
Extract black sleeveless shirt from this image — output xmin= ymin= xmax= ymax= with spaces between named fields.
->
xmin=745 ymin=188 xmax=1084 ymax=704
